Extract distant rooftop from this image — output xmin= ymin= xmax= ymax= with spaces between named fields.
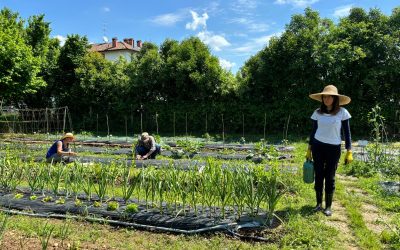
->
xmin=90 ymin=37 xmax=142 ymax=53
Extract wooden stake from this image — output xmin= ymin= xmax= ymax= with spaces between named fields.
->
xmin=125 ymin=116 xmax=128 ymax=142
xmin=222 ymin=114 xmax=225 ymax=143
xmin=185 ymin=112 xmax=188 ymax=137
xmin=62 ymin=108 xmax=67 ymax=133
xmin=106 ymin=114 xmax=110 ymax=139
xmin=140 ymin=112 xmax=143 ymax=133
xmin=263 ymin=112 xmax=266 ymax=141
xmin=156 ymin=113 xmax=159 ymax=135
xmin=205 ymin=112 xmax=208 ymax=133
xmin=96 ymin=113 xmax=99 ymax=135
xmin=173 ymin=112 xmax=176 ymax=137
xmin=242 ymin=113 xmax=245 ymax=138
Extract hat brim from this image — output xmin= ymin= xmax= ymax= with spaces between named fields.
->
xmin=309 ymin=93 xmax=351 ymax=106
xmin=61 ymin=135 xmax=75 ymax=140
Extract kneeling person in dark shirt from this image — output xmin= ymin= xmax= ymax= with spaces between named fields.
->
xmin=135 ymin=132 xmax=161 ymax=160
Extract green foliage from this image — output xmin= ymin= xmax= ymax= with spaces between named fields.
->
xmin=107 ymin=201 xmax=119 ymax=211
xmin=14 ymin=193 xmax=23 ymax=199
xmin=125 ymin=203 xmax=139 ymax=214
xmin=0 ymin=8 xmax=45 ymax=101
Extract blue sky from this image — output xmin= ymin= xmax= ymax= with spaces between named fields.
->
xmin=1 ymin=0 xmax=399 ymax=73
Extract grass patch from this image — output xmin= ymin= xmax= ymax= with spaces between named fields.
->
xmin=336 ymin=181 xmax=383 ymax=249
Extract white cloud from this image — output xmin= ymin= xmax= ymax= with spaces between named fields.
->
xmin=186 ymin=11 xmax=209 ymax=31
xmin=333 ymin=5 xmax=353 ymax=18
xmin=102 ymin=7 xmax=110 ymax=12
xmin=219 ymin=58 xmax=236 ymax=70
xmin=232 ymin=32 xmax=282 ymax=55
xmin=230 ymin=18 xmax=269 ymax=32
xmin=274 ymin=0 xmax=319 ymax=8
xmin=54 ymin=35 xmax=66 ymax=46
xmin=197 ymin=31 xmax=230 ymax=51
xmin=152 ymin=12 xmax=185 ymax=26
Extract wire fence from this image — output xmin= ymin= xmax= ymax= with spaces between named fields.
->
xmin=0 ymin=106 xmax=72 ymax=134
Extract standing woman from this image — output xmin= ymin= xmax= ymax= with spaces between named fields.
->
xmin=306 ymin=85 xmax=353 ymax=216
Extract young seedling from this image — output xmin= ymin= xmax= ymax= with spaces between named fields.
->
xmin=107 ymin=201 xmax=119 ymax=211
xmin=125 ymin=203 xmax=139 ymax=214
xmin=0 ymin=213 xmax=9 ymax=241
xmin=38 ymin=221 xmax=55 ymax=250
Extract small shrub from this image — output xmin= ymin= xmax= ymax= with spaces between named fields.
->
xmin=56 ymin=197 xmax=65 ymax=204
xmin=342 ymin=161 xmax=375 ymax=177
xmin=125 ymin=203 xmax=139 ymax=214
xmin=14 ymin=193 xmax=23 ymax=199
xmin=107 ymin=201 xmax=119 ymax=211
xmin=30 ymin=195 xmax=37 ymax=200
xmin=202 ymin=133 xmax=212 ymax=141
xmin=74 ymin=199 xmax=82 ymax=207
xmin=93 ymin=201 xmax=102 ymax=207
xmin=41 ymin=196 xmax=53 ymax=202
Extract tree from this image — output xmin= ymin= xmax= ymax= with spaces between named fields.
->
xmin=26 ymin=14 xmax=51 ymax=59
xmin=53 ymin=34 xmax=88 ymax=111
xmin=0 ymin=8 xmax=44 ymax=102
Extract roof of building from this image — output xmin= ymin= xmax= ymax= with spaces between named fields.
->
xmin=90 ymin=41 xmax=141 ymax=53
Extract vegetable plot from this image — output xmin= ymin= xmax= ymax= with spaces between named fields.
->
xmin=0 ymin=153 xmax=290 ymax=230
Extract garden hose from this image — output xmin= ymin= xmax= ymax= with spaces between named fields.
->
xmin=0 ymin=208 xmax=240 ymax=235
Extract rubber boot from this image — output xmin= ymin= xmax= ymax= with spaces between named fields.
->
xmin=312 ymin=191 xmax=323 ymax=212
xmin=324 ymin=193 xmax=333 ymax=216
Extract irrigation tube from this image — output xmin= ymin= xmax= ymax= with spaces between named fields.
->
xmin=0 ymin=208 xmax=237 ymax=234
xmin=0 ymin=208 xmax=272 ymax=241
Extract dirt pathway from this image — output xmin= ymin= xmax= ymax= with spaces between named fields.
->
xmin=336 ymin=174 xmax=392 ymax=246
xmin=324 ymin=195 xmax=359 ymax=250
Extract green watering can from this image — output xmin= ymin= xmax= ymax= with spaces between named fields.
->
xmin=303 ymin=160 xmax=314 ymax=184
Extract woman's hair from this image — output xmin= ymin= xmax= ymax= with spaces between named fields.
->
xmin=318 ymin=95 xmax=340 ymax=115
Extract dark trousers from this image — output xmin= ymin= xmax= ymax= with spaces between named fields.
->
xmin=312 ymin=139 xmax=341 ymax=194
xmin=135 ymin=144 xmax=161 ymax=159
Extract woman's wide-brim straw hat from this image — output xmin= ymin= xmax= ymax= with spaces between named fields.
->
xmin=61 ymin=133 xmax=75 ymax=140
xmin=309 ymin=85 xmax=351 ymax=105
xmin=141 ymin=132 xmax=149 ymax=141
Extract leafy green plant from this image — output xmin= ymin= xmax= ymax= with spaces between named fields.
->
xmin=214 ymin=167 xmax=232 ymax=218
xmin=49 ymin=164 xmax=66 ymax=195
xmin=93 ymin=201 xmax=102 ymax=207
xmin=30 ymin=195 xmax=38 ymax=200
xmin=74 ymin=199 xmax=82 ymax=207
xmin=26 ymin=162 xmax=42 ymax=193
xmin=94 ymin=164 xmax=109 ymax=202
xmin=38 ymin=221 xmax=55 ymax=250
xmin=121 ymin=166 xmax=140 ymax=203
xmin=57 ymin=219 xmax=71 ymax=248
xmin=125 ymin=203 xmax=139 ymax=214
xmin=0 ymin=213 xmax=9 ymax=241
xmin=14 ymin=193 xmax=23 ymax=199
xmin=56 ymin=197 xmax=65 ymax=204
xmin=107 ymin=201 xmax=119 ymax=211
xmin=264 ymin=166 xmax=286 ymax=226
xmin=41 ymin=196 xmax=53 ymax=203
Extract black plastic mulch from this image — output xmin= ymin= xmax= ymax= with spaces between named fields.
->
xmin=0 ymin=191 xmax=235 ymax=230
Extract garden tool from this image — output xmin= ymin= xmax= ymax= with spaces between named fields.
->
xmin=344 ymin=150 xmax=353 ymax=165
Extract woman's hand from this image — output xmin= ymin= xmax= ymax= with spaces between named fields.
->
xmin=344 ymin=150 xmax=353 ymax=164
xmin=306 ymin=148 xmax=312 ymax=161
